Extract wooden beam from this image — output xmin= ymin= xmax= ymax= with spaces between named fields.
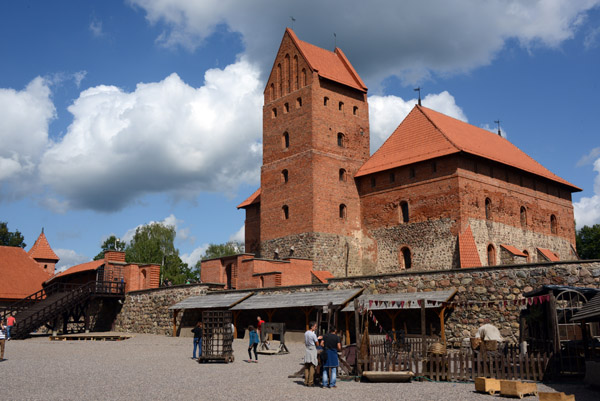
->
xmin=172 ymin=309 xmax=179 ymax=337
xmin=438 ymin=306 xmax=447 ymax=345
xmin=354 ymin=299 xmax=361 ymax=348
xmin=344 ymin=312 xmax=350 ymax=345
xmin=421 ymin=299 xmax=426 ymax=356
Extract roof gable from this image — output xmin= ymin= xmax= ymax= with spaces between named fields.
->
xmin=46 ymin=259 xmax=104 ymax=284
xmin=237 ymin=188 xmax=261 ymax=209
xmin=357 ymin=105 xmax=580 ymax=192
xmin=0 ymin=246 xmax=52 ymax=299
xmin=27 ymin=231 xmax=59 ymax=261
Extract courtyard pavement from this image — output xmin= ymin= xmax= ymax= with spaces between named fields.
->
xmin=1 ymin=333 xmax=597 ymax=401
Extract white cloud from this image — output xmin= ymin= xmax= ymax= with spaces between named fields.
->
xmin=368 ymin=91 xmax=466 ymax=153
xmin=89 ymin=20 xmax=103 ymax=37
xmin=481 ymin=123 xmax=508 ymax=139
xmin=39 ymin=59 xmax=263 ymax=211
xmin=577 ymin=147 xmax=600 ymax=167
xmin=0 ymin=77 xmax=55 ymax=199
xmin=574 ymin=157 xmax=600 ymax=228
xmin=229 ymin=225 xmax=245 ymax=243
xmin=181 ymin=243 xmax=209 ymax=267
xmin=129 ymin=0 xmax=600 ymax=86
xmin=55 ymin=248 xmax=91 ymax=273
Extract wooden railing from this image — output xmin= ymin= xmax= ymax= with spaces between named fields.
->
xmin=363 ymin=338 xmax=552 ymax=382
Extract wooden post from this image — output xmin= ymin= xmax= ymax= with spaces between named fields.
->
xmin=354 ymin=299 xmax=361 ymax=347
xmin=232 ymin=310 xmax=240 ymax=338
xmin=345 ymin=312 xmax=351 ymax=345
xmin=548 ymin=294 xmax=560 ymax=355
xmin=172 ymin=309 xmax=179 ymax=337
xmin=267 ymin=309 xmax=275 ymax=341
xmin=316 ymin=308 xmax=323 ymax=337
xmin=84 ymin=302 xmax=90 ymax=333
xmin=302 ymin=307 xmax=312 ymax=331
xmin=421 ymin=299 xmax=427 ymax=356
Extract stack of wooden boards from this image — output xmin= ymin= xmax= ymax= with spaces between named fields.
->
xmin=475 ymin=377 xmax=575 ymax=399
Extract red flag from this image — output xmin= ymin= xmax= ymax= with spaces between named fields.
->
xmin=391 ymin=301 xmax=396 ymax=307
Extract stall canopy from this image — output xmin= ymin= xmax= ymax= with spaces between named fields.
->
xmin=341 ymin=289 xmax=457 ymax=312
xmin=571 ymin=293 xmax=600 ymax=322
xmin=169 ymin=292 xmax=253 ymax=311
xmin=230 ymin=288 xmax=363 ymax=310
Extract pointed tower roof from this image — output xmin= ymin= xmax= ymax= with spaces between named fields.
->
xmin=356 ymin=105 xmax=581 ymax=192
xmin=285 ymin=28 xmax=367 ymax=92
xmin=28 ymin=229 xmax=59 ymax=262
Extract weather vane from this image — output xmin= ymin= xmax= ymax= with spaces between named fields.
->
xmin=334 ymin=32 xmax=337 ymax=49
xmin=495 ymin=120 xmax=501 ymax=136
xmin=414 ymin=87 xmax=422 ymax=106
xmin=290 ymin=16 xmax=295 ymax=29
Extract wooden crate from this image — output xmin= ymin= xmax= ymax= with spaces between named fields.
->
xmin=475 ymin=377 xmax=501 ymax=395
xmin=500 ymin=380 xmax=538 ymax=399
xmin=539 ymin=392 xmax=575 ymax=401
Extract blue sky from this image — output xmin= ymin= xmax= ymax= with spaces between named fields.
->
xmin=1 ymin=1 xmax=599 ymax=271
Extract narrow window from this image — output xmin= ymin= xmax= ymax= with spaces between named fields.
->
xmin=409 ymin=167 xmax=415 ymax=178
xmin=324 ymin=97 xmax=329 ymax=106
xmin=337 ymin=132 xmax=345 ymax=147
xmin=277 ymin=63 xmax=282 ymax=97
xmin=272 ymin=108 xmax=277 ymax=118
xmin=370 ymin=177 xmax=376 ymax=188
xmin=294 ymin=55 xmax=299 ymax=90
xmin=389 ymin=172 xmax=395 ymax=183
xmin=339 ymin=168 xmax=346 ymax=182
xmin=520 ymin=206 xmax=527 ymax=227
xmin=523 ymin=249 xmax=530 ymax=263
xmin=401 ymin=247 xmax=412 ymax=269
xmin=551 ymin=214 xmax=557 ymax=234
xmin=339 ymin=101 xmax=344 ymax=111
xmin=282 ymin=205 xmax=289 ymax=220
xmin=302 ymin=68 xmax=307 ymax=86
xmin=487 ymin=244 xmax=496 ymax=266
xmin=485 ymin=198 xmax=492 ymax=220
xmin=281 ymin=169 xmax=288 ymax=183
xmin=399 ymin=201 xmax=409 ymax=223
xmin=296 ymin=97 xmax=302 ymax=108
xmin=432 ymin=161 xmax=437 ymax=173
xmin=284 ymin=102 xmax=289 ymax=113
xmin=285 ymin=54 xmax=290 ymax=94
xmin=282 ymin=132 xmax=290 ymax=149
xmin=339 ymin=204 xmax=347 ymax=219
xmin=353 ymin=106 xmax=358 ymax=115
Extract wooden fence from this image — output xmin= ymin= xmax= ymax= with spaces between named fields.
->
xmin=363 ymin=338 xmax=552 ymax=382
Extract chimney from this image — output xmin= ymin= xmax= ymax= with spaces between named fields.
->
xmin=105 ymin=250 xmax=126 ymax=263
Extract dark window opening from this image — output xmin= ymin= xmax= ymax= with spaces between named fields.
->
xmin=339 ymin=204 xmax=347 ymax=219
xmin=487 ymin=244 xmax=496 ymax=266
xmin=400 ymin=201 xmax=409 ymax=223
xmin=551 ymin=214 xmax=557 ymax=234
xmin=282 ymin=132 xmax=289 ymax=149
xmin=520 ymin=206 xmax=527 ymax=227
xmin=282 ymin=169 xmax=288 ymax=183
xmin=284 ymin=103 xmax=289 ymax=113
xmin=339 ymin=101 xmax=344 ymax=111
xmin=296 ymin=97 xmax=302 ymax=107
xmin=272 ymin=108 xmax=277 ymax=118
xmin=339 ymin=168 xmax=346 ymax=182
xmin=337 ymin=132 xmax=345 ymax=147
xmin=324 ymin=97 xmax=329 ymax=106
xmin=485 ymin=198 xmax=492 ymax=220
xmin=401 ymin=247 xmax=412 ymax=269
xmin=353 ymin=106 xmax=358 ymax=115
xmin=282 ymin=205 xmax=289 ymax=220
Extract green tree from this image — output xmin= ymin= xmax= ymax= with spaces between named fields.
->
xmin=0 ymin=221 xmax=26 ymax=248
xmin=125 ymin=223 xmax=194 ymax=285
xmin=93 ymin=235 xmax=126 ymax=260
xmin=201 ymin=241 xmax=244 ymax=260
xmin=576 ymin=224 xmax=600 ymax=260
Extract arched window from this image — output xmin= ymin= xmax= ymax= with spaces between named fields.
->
xmin=284 ymin=54 xmax=290 ymax=94
xmin=282 ymin=132 xmax=289 ymax=149
xmin=339 ymin=204 xmax=347 ymax=219
xmin=281 ymin=169 xmax=288 ymax=183
xmin=282 ymin=205 xmax=289 ymax=220
xmin=353 ymin=106 xmax=358 ymax=115
xmin=401 ymin=247 xmax=412 ymax=269
xmin=520 ymin=206 xmax=527 ymax=227
xmin=485 ymin=198 xmax=492 ymax=220
xmin=399 ymin=201 xmax=409 ymax=223
xmin=302 ymin=68 xmax=307 ymax=86
xmin=339 ymin=168 xmax=346 ymax=182
xmin=277 ymin=63 xmax=282 ymax=97
xmin=272 ymin=108 xmax=277 ymax=118
xmin=259 ymin=276 xmax=264 ymax=288
xmin=296 ymin=97 xmax=302 ymax=108
xmin=294 ymin=55 xmax=299 ymax=90
xmin=339 ymin=101 xmax=344 ymax=111
xmin=337 ymin=132 xmax=345 ymax=147
xmin=523 ymin=249 xmax=530 ymax=263
xmin=551 ymin=214 xmax=557 ymax=234
xmin=324 ymin=97 xmax=329 ymax=106
xmin=284 ymin=103 xmax=289 ymax=113
xmin=487 ymin=244 xmax=496 ymax=266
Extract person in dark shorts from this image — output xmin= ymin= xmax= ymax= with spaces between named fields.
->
xmin=248 ymin=325 xmax=259 ymax=362
xmin=320 ymin=328 xmax=342 ymax=388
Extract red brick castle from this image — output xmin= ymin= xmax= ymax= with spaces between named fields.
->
xmin=206 ymin=28 xmax=580 ymax=287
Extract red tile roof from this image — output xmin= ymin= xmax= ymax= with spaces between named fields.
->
xmin=0 ymin=246 xmax=51 ymax=300
xmin=287 ymin=28 xmax=367 ymax=92
xmin=356 ymin=105 xmax=581 ymax=192
xmin=458 ymin=225 xmax=482 ymax=268
xmin=27 ymin=231 xmax=59 ymax=261
xmin=537 ymin=247 xmax=560 ymax=262
xmin=311 ymin=270 xmax=334 ymax=283
xmin=46 ymin=259 xmax=104 ymax=284
xmin=237 ymin=188 xmax=261 ymax=209
xmin=500 ymin=244 xmax=527 ymax=257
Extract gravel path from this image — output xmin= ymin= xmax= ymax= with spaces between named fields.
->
xmin=1 ymin=334 xmax=597 ymax=401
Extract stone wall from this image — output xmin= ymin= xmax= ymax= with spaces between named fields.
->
xmin=114 ymin=284 xmax=217 ymax=336
xmin=328 ymin=260 xmax=600 ymax=345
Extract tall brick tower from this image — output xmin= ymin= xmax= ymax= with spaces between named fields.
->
xmin=250 ymin=28 xmax=369 ymax=275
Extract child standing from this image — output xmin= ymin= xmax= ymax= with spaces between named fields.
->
xmin=247 ymin=325 xmax=259 ymax=362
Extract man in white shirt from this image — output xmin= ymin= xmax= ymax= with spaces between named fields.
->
xmin=476 ymin=323 xmax=503 ymax=342
xmin=304 ymin=321 xmax=321 ymax=386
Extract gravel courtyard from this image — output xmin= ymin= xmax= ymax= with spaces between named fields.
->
xmin=1 ymin=333 xmax=597 ymax=401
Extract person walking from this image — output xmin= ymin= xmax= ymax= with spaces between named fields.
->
xmin=0 ymin=320 xmax=7 ymax=361
xmin=247 ymin=325 xmax=259 ymax=362
xmin=6 ymin=314 xmax=15 ymax=340
xmin=320 ymin=327 xmax=342 ymax=388
xmin=191 ymin=321 xmax=203 ymax=360
xmin=304 ymin=321 xmax=321 ymax=386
